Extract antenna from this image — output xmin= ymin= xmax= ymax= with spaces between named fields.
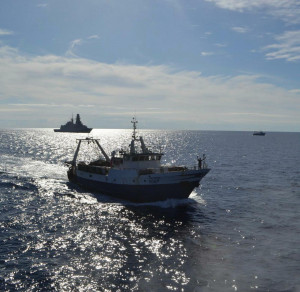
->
xmin=131 ymin=116 xmax=138 ymax=140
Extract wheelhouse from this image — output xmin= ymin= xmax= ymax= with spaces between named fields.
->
xmin=124 ymin=153 xmax=162 ymax=161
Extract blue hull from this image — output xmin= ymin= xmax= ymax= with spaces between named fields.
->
xmin=70 ymin=175 xmax=205 ymax=203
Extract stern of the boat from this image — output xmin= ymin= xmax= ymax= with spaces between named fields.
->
xmin=67 ymin=166 xmax=77 ymax=182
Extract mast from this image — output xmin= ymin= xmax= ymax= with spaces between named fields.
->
xmin=130 ymin=117 xmax=138 ymax=154
xmin=76 ymin=114 xmax=82 ymax=125
xmin=130 ymin=117 xmax=152 ymax=154
xmin=131 ymin=117 xmax=138 ymax=141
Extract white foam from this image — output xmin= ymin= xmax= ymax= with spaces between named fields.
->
xmin=124 ymin=191 xmax=205 ymax=208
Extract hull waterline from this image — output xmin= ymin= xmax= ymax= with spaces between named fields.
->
xmin=54 ymin=129 xmax=92 ymax=133
xmin=68 ymin=169 xmax=209 ymax=203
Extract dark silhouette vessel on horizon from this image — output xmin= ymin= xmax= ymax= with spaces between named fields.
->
xmin=54 ymin=114 xmax=92 ymax=133
xmin=253 ymin=131 xmax=266 ymax=136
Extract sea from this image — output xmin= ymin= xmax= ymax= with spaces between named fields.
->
xmin=0 ymin=128 xmax=299 ymax=292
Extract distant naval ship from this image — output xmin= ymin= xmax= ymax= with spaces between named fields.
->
xmin=54 ymin=114 xmax=92 ymax=133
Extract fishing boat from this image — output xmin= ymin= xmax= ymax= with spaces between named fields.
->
xmin=66 ymin=118 xmax=210 ymax=202
xmin=253 ymin=131 xmax=266 ymax=136
xmin=54 ymin=114 xmax=92 ymax=133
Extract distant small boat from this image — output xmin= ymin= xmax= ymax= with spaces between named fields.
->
xmin=253 ymin=131 xmax=266 ymax=136
xmin=54 ymin=114 xmax=92 ymax=133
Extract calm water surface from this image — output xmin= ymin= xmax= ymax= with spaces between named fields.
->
xmin=0 ymin=129 xmax=299 ymax=291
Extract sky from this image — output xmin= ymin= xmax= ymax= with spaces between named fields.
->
xmin=0 ymin=0 xmax=300 ymax=131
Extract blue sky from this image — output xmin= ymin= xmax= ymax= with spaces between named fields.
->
xmin=0 ymin=0 xmax=300 ymax=131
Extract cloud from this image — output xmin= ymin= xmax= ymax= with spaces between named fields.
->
xmin=8 ymin=103 xmax=95 ymax=108
xmin=206 ymin=0 xmax=300 ymax=24
xmin=289 ymin=89 xmax=300 ymax=94
xmin=232 ymin=26 xmax=248 ymax=34
xmin=88 ymin=35 xmax=100 ymax=40
xmin=0 ymin=28 xmax=14 ymax=36
xmin=263 ymin=30 xmax=300 ymax=62
xmin=201 ymin=51 xmax=214 ymax=56
xmin=37 ymin=3 xmax=48 ymax=8
xmin=0 ymin=107 xmax=29 ymax=113
xmin=65 ymin=36 xmax=101 ymax=57
xmin=215 ymin=43 xmax=227 ymax=47
xmin=66 ymin=39 xmax=83 ymax=57
xmin=0 ymin=44 xmax=299 ymax=130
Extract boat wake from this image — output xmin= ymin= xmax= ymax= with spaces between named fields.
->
xmin=118 ymin=191 xmax=205 ymax=208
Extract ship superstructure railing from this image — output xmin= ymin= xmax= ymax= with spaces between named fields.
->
xmin=77 ymin=163 xmax=109 ymax=175
xmin=77 ymin=163 xmax=208 ymax=175
xmin=138 ymin=164 xmax=209 ymax=175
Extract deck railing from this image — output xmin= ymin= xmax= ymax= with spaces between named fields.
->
xmin=77 ymin=162 xmax=209 ymax=175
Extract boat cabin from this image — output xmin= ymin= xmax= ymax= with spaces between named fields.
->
xmin=71 ymin=117 xmax=164 ymax=171
xmin=111 ymin=151 xmax=163 ymax=169
xmin=109 ymin=117 xmax=163 ymax=169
